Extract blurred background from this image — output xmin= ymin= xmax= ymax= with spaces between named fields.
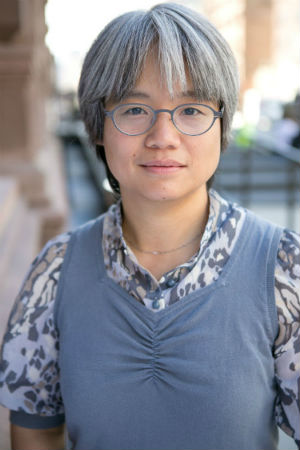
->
xmin=0 ymin=0 xmax=299 ymax=448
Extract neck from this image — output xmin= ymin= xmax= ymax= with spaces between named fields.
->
xmin=121 ymin=189 xmax=209 ymax=255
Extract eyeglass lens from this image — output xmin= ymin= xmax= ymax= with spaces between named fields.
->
xmin=113 ymin=104 xmax=216 ymax=135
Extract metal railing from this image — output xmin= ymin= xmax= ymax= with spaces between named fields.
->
xmin=214 ymin=131 xmax=299 ymax=229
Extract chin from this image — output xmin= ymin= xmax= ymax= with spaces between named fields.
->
xmin=142 ymin=187 xmax=196 ymax=203
xmin=136 ymin=187 xmax=178 ymax=202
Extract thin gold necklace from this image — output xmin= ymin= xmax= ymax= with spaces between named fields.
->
xmin=123 ymin=231 xmax=203 ymax=255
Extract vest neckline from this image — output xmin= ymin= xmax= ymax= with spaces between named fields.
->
xmin=95 ymin=210 xmax=254 ymax=319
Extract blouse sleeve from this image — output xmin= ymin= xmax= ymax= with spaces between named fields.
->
xmin=274 ymin=229 xmax=300 ymax=448
xmin=0 ymin=232 xmax=71 ymax=428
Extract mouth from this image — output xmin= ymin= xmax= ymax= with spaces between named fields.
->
xmin=140 ymin=160 xmax=186 ymax=174
xmin=142 ymin=160 xmax=184 ymax=167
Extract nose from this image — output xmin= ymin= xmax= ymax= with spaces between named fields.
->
xmin=144 ymin=111 xmax=181 ymax=149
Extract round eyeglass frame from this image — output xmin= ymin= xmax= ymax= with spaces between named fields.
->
xmin=104 ymin=103 xmax=224 ymax=136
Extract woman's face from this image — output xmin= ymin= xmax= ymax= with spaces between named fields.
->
xmin=102 ymin=56 xmax=221 ymax=206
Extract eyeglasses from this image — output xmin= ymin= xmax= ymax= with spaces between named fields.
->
xmin=104 ymin=103 xmax=224 ymax=136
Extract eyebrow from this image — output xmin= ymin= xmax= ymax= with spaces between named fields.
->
xmin=179 ymin=90 xmax=199 ymax=99
xmin=122 ymin=89 xmax=199 ymax=101
xmin=122 ymin=91 xmax=150 ymax=100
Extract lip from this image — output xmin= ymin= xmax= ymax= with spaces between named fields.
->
xmin=140 ymin=160 xmax=186 ymax=174
xmin=141 ymin=160 xmax=185 ymax=167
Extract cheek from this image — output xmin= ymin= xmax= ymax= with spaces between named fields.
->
xmin=192 ymin=131 xmax=221 ymax=169
xmin=103 ymin=128 xmax=135 ymax=182
xmin=104 ymin=141 xmax=123 ymax=179
xmin=103 ymin=123 xmax=121 ymax=168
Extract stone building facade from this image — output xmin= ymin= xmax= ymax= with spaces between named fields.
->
xmin=0 ymin=0 xmax=69 ymax=378
xmin=0 ymin=2 xmax=69 ymax=445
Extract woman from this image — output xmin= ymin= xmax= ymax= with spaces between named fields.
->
xmin=0 ymin=3 xmax=299 ymax=449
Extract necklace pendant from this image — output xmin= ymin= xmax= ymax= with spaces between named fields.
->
xmin=152 ymin=299 xmax=160 ymax=309
xmin=152 ymin=251 xmax=159 ymax=255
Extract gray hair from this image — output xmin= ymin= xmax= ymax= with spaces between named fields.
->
xmin=78 ymin=2 xmax=240 ymax=192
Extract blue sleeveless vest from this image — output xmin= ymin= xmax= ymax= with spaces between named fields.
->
xmin=55 ymin=210 xmax=282 ymax=450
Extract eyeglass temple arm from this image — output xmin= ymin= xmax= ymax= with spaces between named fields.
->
xmin=215 ymin=104 xmax=224 ymax=118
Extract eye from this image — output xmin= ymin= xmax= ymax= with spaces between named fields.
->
xmin=123 ymin=106 xmax=148 ymax=115
xmin=181 ymin=107 xmax=202 ymax=116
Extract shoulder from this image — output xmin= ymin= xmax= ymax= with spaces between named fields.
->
xmin=21 ymin=231 xmax=72 ymax=293
xmin=33 ymin=231 xmax=71 ymax=269
xmin=243 ymin=208 xmax=283 ymax=235
xmin=6 ymin=231 xmax=72 ymax=334
xmin=17 ymin=214 xmax=108 ymax=302
xmin=274 ymin=228 xmax=300 ymax=330
xmin=233 ymin=207 xmax=286 ymax=257
xmin=65 ymin=214 xmax=107 ymax=247
xmin=277 ymin=228 xmax=300 ymax=275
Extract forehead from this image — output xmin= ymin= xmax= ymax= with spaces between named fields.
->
xmin=122 ymin=54 xmax=196 ymax=101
